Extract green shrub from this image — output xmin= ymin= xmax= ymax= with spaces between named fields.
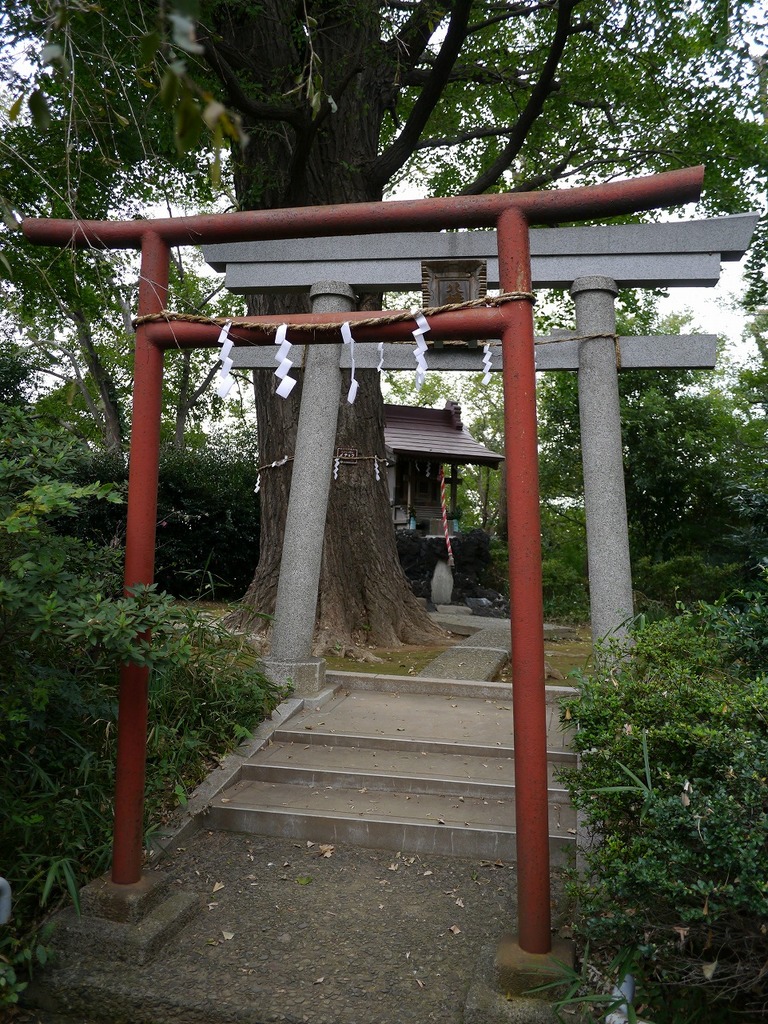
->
xmin=481 ymin=537 xmax=510 ymax=596
xmin=560 ymin=610 xmax=768 ymax=1022
xmin=542 ymin=557 xmax=590 ymax=623
xmin=696 ymin=571 xmax=768 ymax=680
xmin=0 ymin=408 xmax=284 ymax=1006
xmin=73 ymin=437 xmax=260 ymax=599
xmin=633 ymin=553 xmax=742 ymax=612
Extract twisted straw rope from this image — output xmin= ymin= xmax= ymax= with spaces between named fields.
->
xmin=132 ymin=290 xmax=536 ymax=334
xmin=133 ymin=292 xmax=621 ymax=366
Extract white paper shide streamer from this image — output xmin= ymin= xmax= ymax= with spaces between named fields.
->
xmin=273 ymin=323 xmax=297 ymax=398
xmin=376 ymin=341 xmax=385 ymax=373
xmin=255 ymin=454 xmax=289 ymax=494
xmin=412 ymin=312 xmax=430 ymax=391
xmin=341 ymin=321 xmax=359 ymax=404
xmin=215 ymin=321 xmax=235 ymax=398
xmin=482 ymin=343 xmax=493 ymax=385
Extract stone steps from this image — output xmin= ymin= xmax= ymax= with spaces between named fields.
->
xmin=206 ymin=687 xmax=577 ymax=865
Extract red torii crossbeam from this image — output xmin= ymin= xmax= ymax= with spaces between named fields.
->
xmin=23 ymin=166 xmax=704 ymax=955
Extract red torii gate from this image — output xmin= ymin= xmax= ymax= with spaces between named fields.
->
xmin=23 ymin=166 xmax=704 ymax=956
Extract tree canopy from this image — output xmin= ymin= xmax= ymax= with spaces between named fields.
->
xmin=2 ymin=1 xmax=767 ymax=643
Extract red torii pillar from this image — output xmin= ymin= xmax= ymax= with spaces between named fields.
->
xmin=23 ymin=165 xmax=703 ymax=955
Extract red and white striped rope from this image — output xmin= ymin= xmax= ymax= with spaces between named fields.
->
xmin=439 ymin=465 xmax=455 ymax=567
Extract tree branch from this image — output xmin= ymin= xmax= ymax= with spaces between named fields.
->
xmin=202 ymin=37 xmax=304 ymax=127
xmin=508 ymin=151 xmax=576 ymax=192
xmin=404 ymin=61 xmax=529 ymax=87
xmin=459 ymin=0 xmax=582 ymax=195
xmin=416 ymin=121 xmax=536 ymax=151
xmin=466 ymin=1 xmax=557 ymax=36
xmin=371 ymin=0 xmax=474 ymax=190
xmin=384 ymin=0 xmax=451 ymax=73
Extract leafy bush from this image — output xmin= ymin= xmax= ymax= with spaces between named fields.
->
xmin=633 ymin=553 xmax=742 ymax=612
xmin=542 ymin=557 xmax=590 ymax=623
xmin=72 ymin=437 xmax=260 ymax=599
xmin=480 ymin=537 xmax=510 ymax=596
xmin=560 ymin=606 xmax=768 ymax=1022
xmin=0 ymin=408 xmax=284 ymax=1006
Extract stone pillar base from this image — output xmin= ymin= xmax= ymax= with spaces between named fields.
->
xmin=495 ymin=933 xmax=575 ymax=997
xmin=261 ymin=656 xmax=326 ymax=695
xmin=49 ymin=871 xmax=199 ymax=966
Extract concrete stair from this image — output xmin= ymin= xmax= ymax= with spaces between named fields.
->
xmin=206 ymin=685 xmax=577 ymax=865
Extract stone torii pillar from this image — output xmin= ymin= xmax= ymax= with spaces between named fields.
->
xmin=262 ymin=282 xmax=355 ymax=694
xmin=572 ymin=276 xmax=635 ymax=645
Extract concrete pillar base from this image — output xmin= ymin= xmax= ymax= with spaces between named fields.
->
xmin=80 ymin=869 xmax=170 ymax=923
xmin=495 ymin=933 xmax=576 ymax=997
xmin=261 ymin=656 xmax=326 ymax=695
xmin=49 ymin=871 xmax=199 ymax=966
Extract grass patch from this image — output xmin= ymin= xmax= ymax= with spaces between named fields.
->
xmin=325 ymin=640 xmax=461 ymax=676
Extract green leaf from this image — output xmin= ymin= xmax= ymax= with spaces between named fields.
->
xmin=139 ymin=30 xmax=162 ymax=66
xmin=27 ymin=90 xmax=51 ymax=133
xmin=159 ymin=68 xmax=180 ymax=108
xmin=8 ymin=93 xmax=24 ymax=122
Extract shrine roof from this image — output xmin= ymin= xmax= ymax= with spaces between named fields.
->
xmin=383 ymin=402 xmax=503 ymax=468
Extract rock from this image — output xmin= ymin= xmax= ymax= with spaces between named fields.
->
xmin=431 ymin=560 xmax=454 ymax=605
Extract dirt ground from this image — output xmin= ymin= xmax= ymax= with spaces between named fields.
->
xmin=19 ymin=831 xmax=571 ymax=1024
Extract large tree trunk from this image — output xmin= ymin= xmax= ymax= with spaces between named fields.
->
xmin=228 ymin=303 xmax=443 ymax=649
xmin=216 ymin=1 xmax=443 ymax=647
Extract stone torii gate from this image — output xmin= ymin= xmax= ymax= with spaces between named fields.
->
xmin=22 ymin=167 xmax=706 ymax=962
xmin=204 ymin=213 xmax=757 ymax=650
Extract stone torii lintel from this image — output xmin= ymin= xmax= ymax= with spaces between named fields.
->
xmin=203 ymin=212 xmax=759 ymax=293
xmin=229 ymin=333 xmax=718 ymax=372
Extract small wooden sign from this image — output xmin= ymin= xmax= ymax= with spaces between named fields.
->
xmin=336 ymin=447 xmax=359 ymax=462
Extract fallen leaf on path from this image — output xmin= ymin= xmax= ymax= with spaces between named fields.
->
xmin=296 ymin=875 xmax=313 ymax=885
xmin=456 ymin=898 xmax=465 ymax=908
xmin=222 ymin=931 xmax=234 ymax=940
xmin=415 ymin=978 xmax=425 ymax=989
xmin=449 ymin=925 xmax=461 ymax=935
xmin=314 ymin=977 xmax=325 ymax=985
xmin=212 ymin=882 xmax=225 ymax=893
xmin=319 ymin=844 xmax=335 ymax=858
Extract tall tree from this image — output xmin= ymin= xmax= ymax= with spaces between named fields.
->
xmin=3 ymin=1 xmax=766 ymax=647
